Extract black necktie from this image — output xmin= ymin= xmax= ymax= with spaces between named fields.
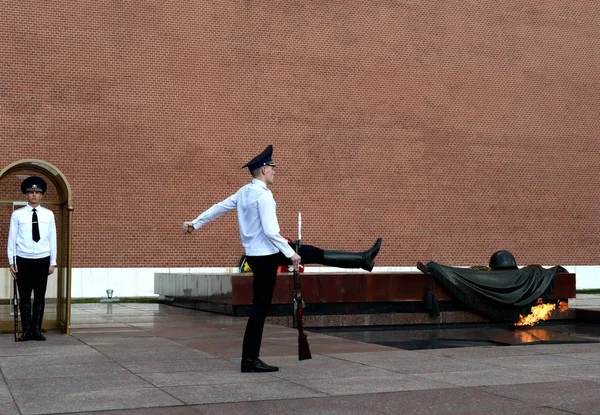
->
xmin=32 ymin=208 xmax=40 ymax=243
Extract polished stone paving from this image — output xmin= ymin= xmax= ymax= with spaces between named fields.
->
xmin=1 ymin=301 xmax=600 ymax=414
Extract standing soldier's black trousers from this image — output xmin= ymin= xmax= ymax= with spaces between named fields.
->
xmin=16 ymin=256 xmax=49 ymax=341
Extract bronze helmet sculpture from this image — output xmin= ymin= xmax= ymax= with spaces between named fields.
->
xmin=489 ymin=250 xmax=518 ymax=270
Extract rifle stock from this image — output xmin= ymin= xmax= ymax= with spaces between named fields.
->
xmin=294 ymin=237 xmax=311 ymax=360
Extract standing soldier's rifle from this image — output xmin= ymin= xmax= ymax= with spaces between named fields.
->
xmin=293 ymin=212 xmax=311 ymax=360
xmin=12 ymin=256 xmax=19 ymax=342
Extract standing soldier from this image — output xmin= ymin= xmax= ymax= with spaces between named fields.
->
xmin=183 ymin=145 xmax=382 ymax=372
xmin=8 ymin=176 xmax=57 ymax=341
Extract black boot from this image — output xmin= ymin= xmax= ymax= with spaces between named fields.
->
xmin=322 ymin=238 xmax=382 ymax=272
xmin=31 ymin=302 xmax=46 ymax=341
xmin=241 ymin=358 xmax=279 ymax=373
xmin=18 ymin=304 xmax=33 ymax=341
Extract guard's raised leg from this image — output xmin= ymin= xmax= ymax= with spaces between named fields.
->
xmin=322 ymin=238 xmax=382 ymax=272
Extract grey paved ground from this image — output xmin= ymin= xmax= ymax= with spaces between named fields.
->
xmin=1 ymin=297 xmax=600 ymax=415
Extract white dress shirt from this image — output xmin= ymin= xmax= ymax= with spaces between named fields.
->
xmin=192 ymin=179 xmax=295 ymax=258
xmin=7 ymin=204 xmax=57 ymax=266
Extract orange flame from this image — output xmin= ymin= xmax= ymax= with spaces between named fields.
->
xmin=515 ymin=299 xmax=569 ymax=326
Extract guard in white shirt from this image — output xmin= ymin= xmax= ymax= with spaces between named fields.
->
xmin=183 ymin=145 xmax=382 ymax=373
xmin=8 ymin=176 xmax=57 ymax=341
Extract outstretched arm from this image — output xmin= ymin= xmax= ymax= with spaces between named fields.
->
xmin=183 ymin=193 xmax=238 ymax=234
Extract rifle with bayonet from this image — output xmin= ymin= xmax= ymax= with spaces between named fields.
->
xmin=293 ymin=212 xmax=311 ymax=360
xmin=12 ymin=256 xmax=19 ymax=342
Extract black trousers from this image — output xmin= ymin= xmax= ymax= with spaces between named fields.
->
xmin=16 ymin=256 xmax=49 ymax=306
xmin=241 ymin=243 xmax=323 ymax=360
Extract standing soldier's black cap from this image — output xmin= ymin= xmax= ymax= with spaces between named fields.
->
xmin=21 ymin=176 xmax=47 ymax=194
xmin=242 ymin=145 xmax=277 ymax=171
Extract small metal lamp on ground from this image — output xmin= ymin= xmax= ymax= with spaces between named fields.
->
xmin=100 ymin=289 xmax=120 ymax=303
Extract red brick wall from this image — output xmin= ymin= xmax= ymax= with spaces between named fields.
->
xmin=2 ymin=1 xmax=600 ymax=268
